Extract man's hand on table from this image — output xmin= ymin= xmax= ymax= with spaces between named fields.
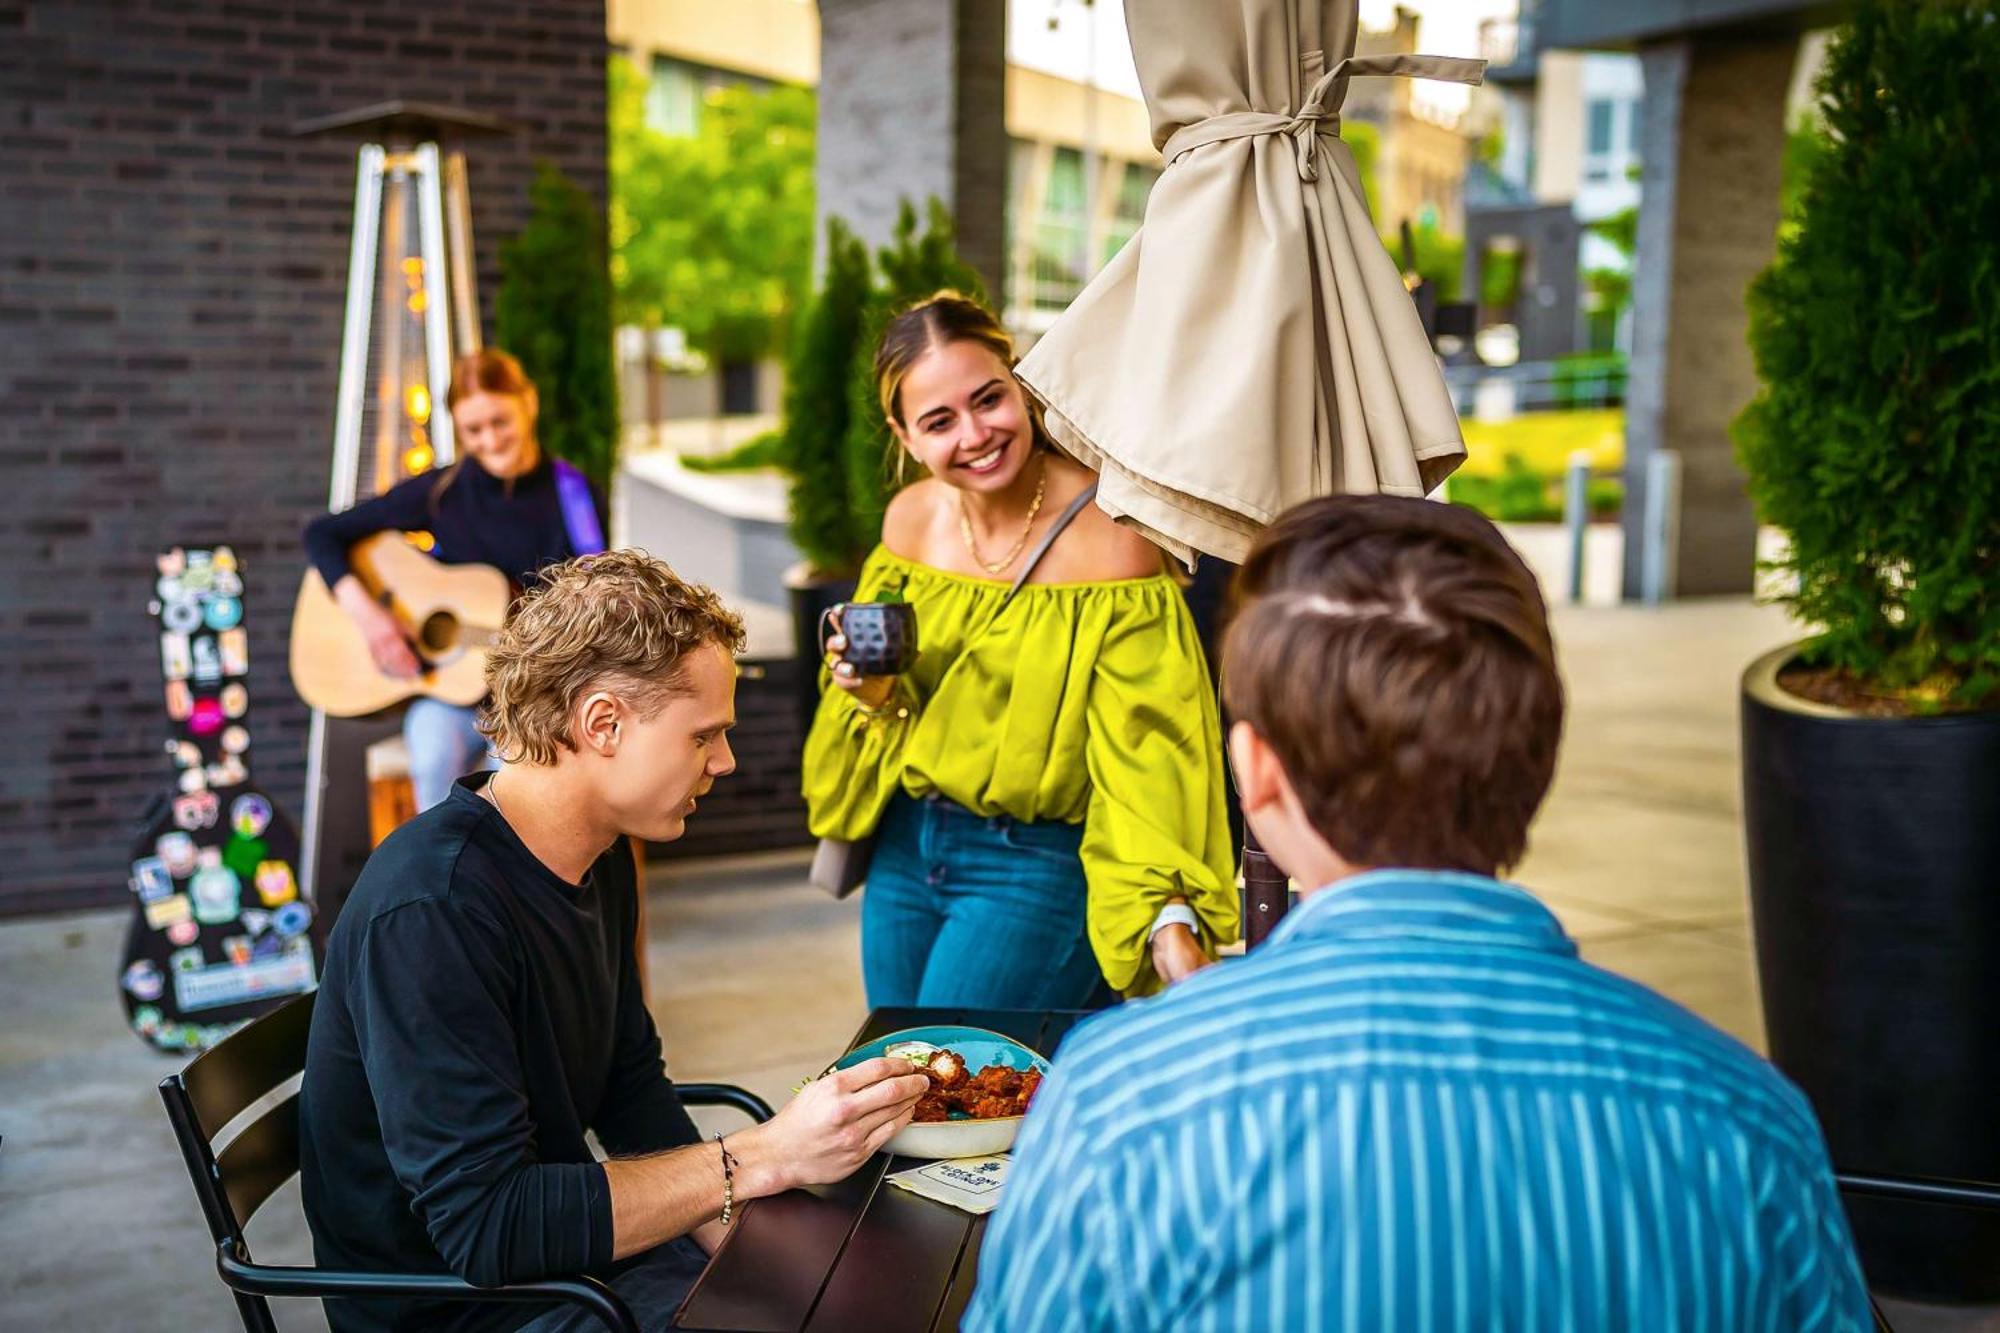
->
xmin=608 ymin=1058 xmax=927 ymax=1262
xmin=733 ymin=1057 xmax=931 ymax=1195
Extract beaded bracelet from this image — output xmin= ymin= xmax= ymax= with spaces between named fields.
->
xmin=714 ymin=1133 xmax=737 ymax=1225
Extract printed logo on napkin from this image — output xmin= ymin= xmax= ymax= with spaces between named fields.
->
xmin=886 ymin=1154 xmax=1012 ymax=1215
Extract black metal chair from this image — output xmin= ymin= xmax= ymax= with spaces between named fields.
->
xmin=1834 ymin=1171 xmax=2000 ymax=1333
xmin=160 ymin=990 xmax=775 ymax=1333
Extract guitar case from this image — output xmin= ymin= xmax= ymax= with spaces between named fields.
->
xmin=118 ymin=546 xmax=322 ymax=1054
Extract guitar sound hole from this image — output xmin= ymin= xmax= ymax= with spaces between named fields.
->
xmin=418 ymin=612 xmax=460 ymax=656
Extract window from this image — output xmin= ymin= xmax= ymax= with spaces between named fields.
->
xmin=645 ymin=58 xmax=703 ymax=137
xmin=1101 ymin=161 xmax=1157 ymax=266
xmin=1586 ymin=98 xmax=1616 ymax=156
xmin=1031 ymin=147 xmax=1090 ymax=312
xmin=1584 ymin=97 xmax=1619 ymax=182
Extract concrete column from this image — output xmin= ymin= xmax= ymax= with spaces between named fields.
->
xmin=1622 ymin=33 xmax=1795 ymax=598
xmin=815 ymin=0 xmax=1008 ymax=301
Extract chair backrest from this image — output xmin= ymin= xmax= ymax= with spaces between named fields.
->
xmin=160 ymin=990 xmax=318 ymax=1253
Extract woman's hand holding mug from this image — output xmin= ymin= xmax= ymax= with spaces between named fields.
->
xmin=821 ymin=602 xmax=918 ymax=710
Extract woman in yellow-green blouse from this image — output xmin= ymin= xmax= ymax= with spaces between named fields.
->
xmin=807 ymin=292 xmax=1239 ymax=1008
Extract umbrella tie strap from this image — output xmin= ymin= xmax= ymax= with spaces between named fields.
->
xmin=1162 ymin=52 xmax=1485 ymax=183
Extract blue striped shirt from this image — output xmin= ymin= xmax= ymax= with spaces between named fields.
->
xmin=967 ymin=870 xmax=1870 ymax=1332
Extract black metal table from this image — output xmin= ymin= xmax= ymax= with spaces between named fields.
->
xmin=672 ymin=1007 xmax=1088 ymax=1333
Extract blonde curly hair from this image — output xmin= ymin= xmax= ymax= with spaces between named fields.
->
xmin=479 ymin=550 xmax=746 ymax=766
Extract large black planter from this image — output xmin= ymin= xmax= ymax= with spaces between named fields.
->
xmin=785 ymin=571 xmax=857 ymax=739
xmin=1741 ymin=644 xmax=2000 ymax=1301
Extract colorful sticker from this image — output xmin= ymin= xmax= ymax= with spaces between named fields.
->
xmin=161 ymin=598 xmax=203 ymax=634
xmin=254 ymin=860 xmax=298 ymax=907
xmin=130 ymin=855 xmax=174 ymax=902
xmin=204 ymin=596 xmax=242 ymax=631
xmin=157 ymin=549 xmax=186 ymax=578
xmin=220 ymin=724 xmax=250 ymax=755
xmin=222 ymin=934 xmax=253 ymax=966
xmin=205 ymin=755 xmax=247 ymax=788
xmin=170 ymin=946 xmax=205 ymax=973
xmin=212 ymin=546 xmax=237 ymax=572
xmin=133 ymin=1004 xmax=163 ymax=1034
xmin=222 ymin=832 xmax=266 ymax=882
xmin=166 ymin=919 xmax=199 ymax=947
xmin=178 ymin=767 xmax=207 ymax=794
xmin=156 ymin=831 xmax=197 ymax=878
xmin=188 ymin=696 xmax=225 ymax=737
xmin=161 ymin=632 xmax=191 ymax=681
xmin=231 ymin=794 xmax=271 ymax=838
xmin=218 ymin=626 xmax=249 ymax=675
xmin=191 ymin=636 xmax=222 ymax=685
xmin=238 ymin=908 xmax=271 ymax=935
xmin=123 ymin=959 xmax=166 ymax=1002
xmin=220 ymin=683 xmax=248 ymax=718
xmin=196 ymin=846 xmax=222 ymax=869
xmin=212 ymin=569 xmax=243 ymax=598
xmin=190 ymin=865 xmax=240 ymax=925
xmin=172 ymin=791 xmax=219 ymax=831
xmin=164 ymin=679 xmax=193 ymax=721
xmin=145 ymin=894 xmax=193 ymax=929
xmin=272 ymin=900 xmax=313 ymax=939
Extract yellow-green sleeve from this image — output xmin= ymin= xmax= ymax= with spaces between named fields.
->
xmin=1078 ymin=601 xmax=1241 ymax=996
xmin=799 ymin=550 xmax=914 ymax=840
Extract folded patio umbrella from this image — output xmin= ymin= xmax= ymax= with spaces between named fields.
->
xmin=1018 ymin=0 xmax=1484 ymax=565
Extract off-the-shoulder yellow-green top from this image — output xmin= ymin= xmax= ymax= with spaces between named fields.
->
xmin=802 ymin=546 xmax=1240 ymax=996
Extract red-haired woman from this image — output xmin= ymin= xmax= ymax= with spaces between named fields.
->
xmin=302 ymin=349 xmax=604 ymax=811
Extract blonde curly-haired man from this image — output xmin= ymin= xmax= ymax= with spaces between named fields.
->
xmin=301 ymin=552 xmax=927 ymax=1333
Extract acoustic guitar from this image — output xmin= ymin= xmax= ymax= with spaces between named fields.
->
xmin=289 ymin=532 xmax=512 ymax=717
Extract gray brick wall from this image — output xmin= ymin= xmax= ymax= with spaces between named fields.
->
xmin=0 ymin=0 xmax=609 ymax=916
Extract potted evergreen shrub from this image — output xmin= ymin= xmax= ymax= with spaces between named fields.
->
xmin=1732 ymin=0 xmax=2000 ymax=1301
xmin=495 ymin=164 xmax=619 ymax=495
xmin=777 ymin=217 xmax=873 ymax=730
xmin=776 ymin=204 xmax=987 ymax=730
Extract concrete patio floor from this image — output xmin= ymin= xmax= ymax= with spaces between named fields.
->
xmin=2 ymin=595 xmax=1993 ymax=1330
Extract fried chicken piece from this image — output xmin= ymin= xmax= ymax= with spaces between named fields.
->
xmin=923 ymin=1050 xmax=968 ymax=1091
xmin=969 ymin=1094 xmax=1020 ymax=1120
xmin=912 ymin=1093 xmax=952 ymax=1123
xmin=968 ymin=1064 xmax=1024 ymax=1097
xmin=1016 ymin=1069 xmax=1043 ymax=1110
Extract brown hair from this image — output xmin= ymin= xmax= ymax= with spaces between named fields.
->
xmin=432 ymin=348 xmax=538 ymax=510
xmin=479 ymin=550 xmax=746 ymax=766
xmin=873 ymin=291 xmax=1054 ymax=463
xmin=1221 ymin=495 xmax=1564 ymax=875
xmin=447 ymin=346 xmax=535 ymax=409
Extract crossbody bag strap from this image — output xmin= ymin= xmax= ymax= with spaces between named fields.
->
xmin=1001 ymin=480 xmax=1099 ymax=609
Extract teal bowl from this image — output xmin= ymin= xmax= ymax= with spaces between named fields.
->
xmin=833 ymin=1025 xmax=1051 ymax=1160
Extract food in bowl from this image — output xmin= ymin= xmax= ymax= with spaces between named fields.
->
xmin=895 ymin=1045 xmax=1045 ymax=1122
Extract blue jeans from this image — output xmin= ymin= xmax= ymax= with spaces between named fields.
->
xmin=402 ymin=697 xmax=495 ymax=811
xmin=861 ymin=793 xmax=1111 ymax=1010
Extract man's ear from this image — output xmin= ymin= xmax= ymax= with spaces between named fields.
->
xmin=1228 ymin=720 xmax=1284 ymax=815
xmin=575 ymin=690 xmax=622 ymax=757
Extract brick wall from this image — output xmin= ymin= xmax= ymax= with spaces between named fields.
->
xmin=0 ymin=0 xmax=609 ymax=916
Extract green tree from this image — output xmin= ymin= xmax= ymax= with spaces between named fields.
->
xmin=1733 ymin=0 xmax=2000 ymax=709
xmin=608 ymin=57 xmax=816 ymax=364
xmin=1340 ymin=121 xmax=1382 ymax=220
xmin=778 ymin=218 xmax=874 ymax=576
xmin=840 ymin=200 xmax=988 ymax=553
xmin=494 ymin=164 xmax=619 ymax=496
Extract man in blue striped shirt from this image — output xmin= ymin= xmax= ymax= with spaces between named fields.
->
xmin=968 ymin=496 xmax=1871 ymax=1332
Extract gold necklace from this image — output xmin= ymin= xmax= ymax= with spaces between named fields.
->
xmin=958 ymin=456 xmax=1047 ymax=576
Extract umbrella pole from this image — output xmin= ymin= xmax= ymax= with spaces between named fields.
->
xmin=1242 ymin=825 xmax=1290 ymax=948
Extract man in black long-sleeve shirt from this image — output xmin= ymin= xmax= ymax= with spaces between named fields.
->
xmin=300 ymin=552 xmax=928 ymax=1332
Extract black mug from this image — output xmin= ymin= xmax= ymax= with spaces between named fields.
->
xmin=822 ymin=601 xmax=918 ymax=678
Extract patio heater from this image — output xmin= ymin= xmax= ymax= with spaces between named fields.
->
xmin=290 ymin=102 xmax=510 ymax=913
